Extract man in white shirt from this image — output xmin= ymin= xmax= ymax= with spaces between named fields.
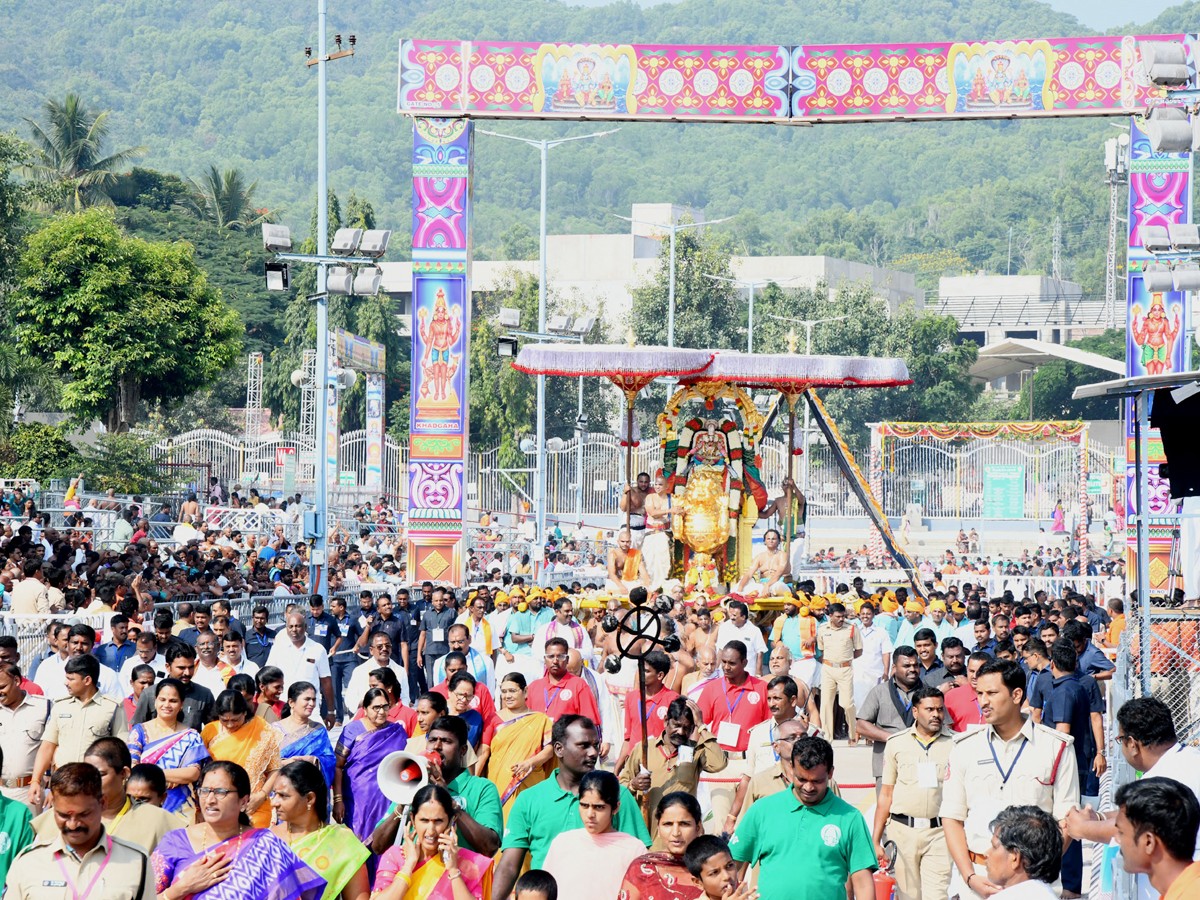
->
xmin=266 ymin=611 xmax=336 ymax=726
xmin=343 ymin=632 xmax=408 ymax=713
xmin=190 ymin=632 xmax=235 ymax=697
xmin=220 ymin=632 xmax=260 ymax=678
xmin=431 ymin=624 xmax=496 ymax=692
xmin=532 ymin=597 xmax=594 ymax=665
xmin=1064 ymin=696 xmax=1200 ymax=900
xmin=118 ymin=631 xmax=166 ymax=691
xmin=36 ymin=623 xmax=123 ymax=702
xmin=852 ymin=601 xmax=893 ymax=709
xmin=714 ymin=599 xmax=767 ymax=676
xmin=984 ymin=806 xmax=1063 ymax=899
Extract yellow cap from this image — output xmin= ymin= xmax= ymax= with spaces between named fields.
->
xmin=904 ymin=599 xmax=925 ymax=613
xmin=929 ymin=600 xmax=947 ymax=612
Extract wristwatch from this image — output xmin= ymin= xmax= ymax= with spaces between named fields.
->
xmin=452 ymin=796 xmax=465 ymax=812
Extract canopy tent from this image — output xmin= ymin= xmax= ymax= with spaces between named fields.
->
xmin=969 ymin=337 xmax=1125 ymax=383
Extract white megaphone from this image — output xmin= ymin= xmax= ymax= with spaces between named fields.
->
xmin=378 ymin=750 xmax=434 ymax=806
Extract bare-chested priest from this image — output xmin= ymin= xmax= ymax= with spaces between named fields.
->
xmin=619 ymin=471 xmax=651 ymax=547
xmin=606 ymin=528 xmax=649 ymax=595
xmin=639 ymin=472 xmax=674 ymax=589
xmin=762 ymin=476 xmax=806 ymax=570
xmin=734 ymin=529 xmax=792 ymax=596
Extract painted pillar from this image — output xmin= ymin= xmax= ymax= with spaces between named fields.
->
xmin=365 ymin=373 xmax=385 ymax=490
xmin=408 ymin=118 xmax=473 ymax=586
xmin=1124 ymin=118 xmax=1192 ymax=593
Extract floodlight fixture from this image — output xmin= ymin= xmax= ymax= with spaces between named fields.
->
xmin=262 ymin=223 xmax=293 ymax=252
xmin=358 ymin=229 xmax=392 ymax=258
xmin=327 ymin=266 xmax=354 ymax=294
xmin=571 ymin=315 xmax=597 ymax=335
xmin=1140 ymin=225 xmax=1173 ymax=254
xmin=290 ymin=368 xmax=306 ymax=388
xmin=498 ymin=307 xmax=522 ymax=328
xmin=1144 ymin=106 xmax=1193 ymax=154
xmin=265 ymin=261 xmax=290 ymax=291
xmin=331 ymin=228 xmax=363 ymax=255
xmin=1172 ymin=263 xmax=1200 ymax=291
xmin=1168 ymin=223 xmax=1200 ymax=251
xmin=1142 ymin=262 xmax=1175 ymax=292
xmin=1139 ymin=40 xmax=1191 ymax=87
xmin=334 ymin=369 xmax=358 ymax=390
xmin=547 ymin=314 xmax=570 ymax=333
xmin=497 ymin=336 xmax=519 ymax=358
xmin=353 ymin=266 xmax=383 ymax=296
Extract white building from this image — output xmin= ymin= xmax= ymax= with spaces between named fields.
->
xmin=381 ymin=203 xmax=925 ymax=331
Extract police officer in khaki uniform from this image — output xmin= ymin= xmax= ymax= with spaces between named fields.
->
xmin=817 ymin=602 xmax=862 ymax=742
xmin=872 ymin=685 xmax=954 ymax=900
xmin=6 ymin=762 xmax=154 ymax=900
xmin=28 ymin=655 xmax=128 ymax=811
xmin=940 ymin=658 xmax=1078 ymax=900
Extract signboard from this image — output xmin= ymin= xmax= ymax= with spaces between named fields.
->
xmin=275 ymin=446 xmax=297 ymax=468
xmin=983 ymin=464 xmax=1026 ymax=519
xmin=365 ymin=373 xmax=385 ymax=489
xmin=1086 ymin=474 xmax=1104 ymax=495
xmin=338 ymin=470 xmax=357 ymax=487
xmin=282 ymin=451 xmax=298 ymax=496
xmin=333 ymin=327 xmax=387 ymax=374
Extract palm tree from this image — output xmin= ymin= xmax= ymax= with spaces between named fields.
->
xmin=188 ymin=164 xmax=268 ymax=231
xmin=24 ymin=93 xmax=145 ymax=210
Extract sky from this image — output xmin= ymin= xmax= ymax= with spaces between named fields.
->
xmin=563 ymin=0 xmax=1179 ymax=31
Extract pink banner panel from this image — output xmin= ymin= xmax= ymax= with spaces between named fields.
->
xmin=399 ymin=34 xmax=1189 ymax=123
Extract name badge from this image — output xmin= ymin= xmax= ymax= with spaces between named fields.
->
xmin=432 ymin=628 xmax=446 ymax=643
xmin=314 ymin=625 xmax=329 ymax=637
xmin=43 ymin=880 xmax=68 ymax=887
xmin=306 ymin=657 xmax=316 ymax=664
xmin=677 ymin=745 xmax=695 ymax=764
xmin=917 ymin=762 xmax=939 ymax=789
xmin=59 ymin=713 xmax=72 ymax=719
xmin=716 ymin=720 xmax=742 ymax=748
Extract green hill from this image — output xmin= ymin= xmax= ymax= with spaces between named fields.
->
xmin=0 ymin=0 xmax=1187 ymax=297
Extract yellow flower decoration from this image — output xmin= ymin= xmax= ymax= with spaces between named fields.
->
xmin=807 ymin=56 xmax=839 ymax=77
xmin=678 ymin=57 xmax=704 ymax=77
xmin=417 ymin=50 xmax=447 ymax=72
xmin=844 ymin=56 xmax=875 ymax=77
xmin=745 ymin=57 xmax=774 ymax=77
xmin=711 ymin=87 xmax=737 ymax=109
xmin=416 ymin=85 xmax=444 ymax=104
xmin=879 ymin=55 xmax=909 ymax=76
xmin=643 ymin=57 xmax=671 ymax=75
xmin=642 ymin=87 xmax=667 ymax=108
xmin=745 ymin=88 xmax=773 ymax=109
xmin=806 ymin=86 xmax=838 ymax=110
xmin=916 ymin=85 xmax=943 ymax=107
xmin=846 ymin=85 xmax=873 ymax=108
xmin=913 ymin=53 xmax=944 ymax=76
xmin=712 ymin=57 xmax=740 ymax=78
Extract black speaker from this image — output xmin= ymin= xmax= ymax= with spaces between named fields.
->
xmin=1150 ymin=387 xmax=1200 ymax=499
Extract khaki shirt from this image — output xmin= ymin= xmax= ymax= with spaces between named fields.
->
xmin=882 ymin=726 xmax=954 ymax=820
xmin=939 ymin=716 xmax=1078 ymax=853
xmin=5 ymin=829 xmax=154 ymax=900
xmin=34 ymin=797 xmax=179 ymax=855
xmin=619 ymin=729 xmax=727 ymax=833
xmin=43 ymin=693 xmax=129 ymax=768
xmin=0 ymin=693 xmax=51 ymax=783
xmin=816 ymin=621 xmax=862 ymax=664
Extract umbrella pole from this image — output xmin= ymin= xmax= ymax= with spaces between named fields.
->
xmin=637 ymin=663 xmax=650 ymax=813
xmin=786 ymin=392 xmax=797 ymax=551
xmin=625 ymin=399 xmax=635 ymax=532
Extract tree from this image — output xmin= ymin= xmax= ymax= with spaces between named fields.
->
xmin=0 ymin=423 xmax=82 ymax=482
xmin=187 ymin=164 xmax=267 ymax=231
xmin=24 ymin=94 xmax=145 ymax=210
xmin=0 ymin=131 xmax=36 ymax=289
xmin=14 ymin=208 xmax=242 ymax=432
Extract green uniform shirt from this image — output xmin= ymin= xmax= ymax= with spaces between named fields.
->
xmin=501 ymin=768 xmax=651 ymax=867
xmin=0 ymin=794 xmax=34 ymax=883
xmin=377 ymin=768 xmax=504 ymax=854
xmin=731 ymin=785 xmax=876 ymax=898
xmin=447 ymin=768 xmax=504 ymax=852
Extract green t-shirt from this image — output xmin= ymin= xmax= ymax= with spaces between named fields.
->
xmin=377 ymin=769 xmax=503 ymax=854
xmin=0 ymin=795 xmax=34 ymax=884
xmin=731 ymin=786 xmax=876 ymax=898
xmin=501 ymin=769 xmax=651 ymax=867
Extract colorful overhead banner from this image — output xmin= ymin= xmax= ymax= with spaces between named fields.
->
xmin=333 ymin=328 xmax=386 ymax=374
xmin=399 ymin=34 xmax=1183 ymax=124
xmin=407 ymin=118 xmax=473 ymax=586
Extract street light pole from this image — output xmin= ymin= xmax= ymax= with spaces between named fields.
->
xmin=479 ymin=129 xmax=617 ymax=567
xmin=311 ymin=0 xmax=331 ymax=594
xmin=615 ymin=214 xmax=733 ymax=348
xmin=705 ymin=274 xmax=787 ymax=353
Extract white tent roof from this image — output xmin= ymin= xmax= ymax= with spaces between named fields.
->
xmin=968 ymin=338 xmax=1125 ymax=383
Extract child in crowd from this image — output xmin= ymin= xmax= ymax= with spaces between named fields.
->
xmin=513 ymin=869 xmax=558 ymax=900
xmin=683 ymin=835 xmax=758 ymax=900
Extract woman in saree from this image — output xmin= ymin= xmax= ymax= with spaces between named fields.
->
xmin=200 ymin=689 xmax=283 ymax=829
xmin=349 ymin=667 xmax=418 ymax=735
xmin=125 ymin=663 xmax=156 ymax=723
xmin=618 ymin=792 xmax=706 ymax=900
xmin=152 ymin=760 xmax=326 ymax=900
xmin=275 ymin=681 xmax=337 ymax=783
xmin=542 ymin=770 xmax=646 ymax=900
xmin=371 ymin=784 xmax=493 ymax=900
xmin=334 ymin=687 xmax=409 ymax=844
xmin=485 ymin=673 xmax=553 ymax=820
xmin=271 ymin=760 xmax=370 ymax=900
xmin=128 ymin=677 xmax=209 ymax=818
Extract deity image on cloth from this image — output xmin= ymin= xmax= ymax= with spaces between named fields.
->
xmin=1131 ymin=293 xmax=1182 ymax=376
xmin=413 ymin=277 xmax=466 ymax=430
xmin=949 ymin=40 xmax=1051 ymax=113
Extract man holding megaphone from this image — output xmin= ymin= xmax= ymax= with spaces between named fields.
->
xmin=371 ymin=715 xmax=503 ymax=860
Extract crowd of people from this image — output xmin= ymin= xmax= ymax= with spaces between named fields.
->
xmin=1 ymin=491 xmax=1199 ymax=899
